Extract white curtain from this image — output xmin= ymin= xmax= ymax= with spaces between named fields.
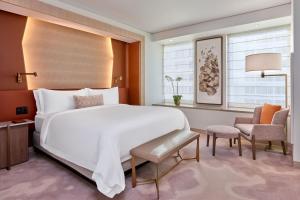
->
xmin=163 ymin=42 xmax=194 ymax=103
xmin=227 ymin=26 xmax=291 ymax=109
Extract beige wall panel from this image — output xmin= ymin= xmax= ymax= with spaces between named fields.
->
xmin=22 ymin=18 xmax=113 ymax=89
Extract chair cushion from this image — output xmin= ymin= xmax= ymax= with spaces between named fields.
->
xmin=235 ymin=124 xmax=254 ymax=136
xmin=260 ymin=104 xmax=281 ymax=124
xmin=207 ymin=125 xmax=240 ymax=138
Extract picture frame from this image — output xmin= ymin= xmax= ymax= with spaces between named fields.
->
xmin=195 ymin=36 xmax=223 ymax=105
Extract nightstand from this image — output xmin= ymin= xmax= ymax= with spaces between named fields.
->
xmin=0 ymin=119 xmax=34 ymax=170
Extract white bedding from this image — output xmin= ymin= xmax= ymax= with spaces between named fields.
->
xmin=40 ymin=104 xmax=190 ymax=198
xmin=35 ymin=113 xmax=55 ymax=132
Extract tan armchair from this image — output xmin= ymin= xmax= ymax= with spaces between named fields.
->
xmin=234 ymin=106 xmax=289 ymax=160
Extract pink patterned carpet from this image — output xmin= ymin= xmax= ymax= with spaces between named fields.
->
xmin=1 ymin=136 xmax=300 ymax=200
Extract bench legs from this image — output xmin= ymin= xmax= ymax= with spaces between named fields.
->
xmin=131 ymin=136 xmax=200 ymax=199
xmin=155 ymin=164 xmax=160 ymax=199
xmin=131 ymin=156 xmax=137 ymax=188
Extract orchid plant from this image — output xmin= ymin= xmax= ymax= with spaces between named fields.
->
xmin=165 ymin=75 xmax=183 ymax=106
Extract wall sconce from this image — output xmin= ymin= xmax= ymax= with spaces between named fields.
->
xmin=16 ymin=72 xmax=38 ymax=83
xmin=113 ymin=76 xmax=123 ymax=87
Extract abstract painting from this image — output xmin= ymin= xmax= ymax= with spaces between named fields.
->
xmin=195 ymin=36 xmax=223 ymax=105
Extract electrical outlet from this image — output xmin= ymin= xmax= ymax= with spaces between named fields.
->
xmin=16 ymin=106 xmax=28 ymax=115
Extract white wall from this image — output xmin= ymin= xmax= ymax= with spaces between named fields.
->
xmin=144 ymin=41 xmax=163 ymax=105
xmin=179 ymin=108 xmax=252 ymax=130
xmin=152 ymin=4 xmax=291 ymax=41
xmin=292 ymin=0 xmax=300 ymax=162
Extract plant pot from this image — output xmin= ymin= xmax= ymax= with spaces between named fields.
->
xmin=173 ymin=95 xmax=182 ymax=106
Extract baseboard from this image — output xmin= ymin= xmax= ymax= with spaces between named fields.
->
xmin=293 ymin=161 xmax=300 ymax=168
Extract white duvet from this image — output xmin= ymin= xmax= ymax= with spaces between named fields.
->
xmin=40 ymin=104 xmax=190 ymax=198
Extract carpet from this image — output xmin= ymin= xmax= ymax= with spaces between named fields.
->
xmin=1 ymin=136 xmax=300 ymax=200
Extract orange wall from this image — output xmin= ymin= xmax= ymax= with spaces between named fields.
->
xmin=0 ymin=11 xmax=27 ymax=90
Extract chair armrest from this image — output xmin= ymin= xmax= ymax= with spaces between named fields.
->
xmin=234 ymin=117 xmax=253 ymax=125
xmin=252 ymin=124 xmax=285 ymax=141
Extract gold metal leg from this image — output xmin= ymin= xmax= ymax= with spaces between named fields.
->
xmin=131 ymin=156 xmax=136 ymax=188
xmin=156 ymin=164 xmax=159 ymax=199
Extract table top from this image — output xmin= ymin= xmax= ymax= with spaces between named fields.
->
xmin=0 ymin=119 xmax=34 ymax=129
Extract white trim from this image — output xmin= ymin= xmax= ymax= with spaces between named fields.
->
xmin=152 ymin=3 xmax=291 ymax=41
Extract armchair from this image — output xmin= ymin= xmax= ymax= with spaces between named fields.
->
xmin=234 ymin=106 xmax=289 ymax=160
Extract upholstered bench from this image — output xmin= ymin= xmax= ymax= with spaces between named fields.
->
xmin=206 ymin=125 xmax=242 ymax=156
xmin=130 ymin=131 xmax=200 ymax=199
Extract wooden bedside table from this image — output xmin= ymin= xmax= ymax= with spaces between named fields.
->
xmin=0 ymin=119 xmax=34 ymax=170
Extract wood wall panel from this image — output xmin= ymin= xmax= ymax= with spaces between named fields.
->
xmin=128 ymin=42 xmax=141 ymax=105
xmin=111 ymin=39 xmax=127 ymax=88
xmin=0 ymin=10 xmax=27 ymax=90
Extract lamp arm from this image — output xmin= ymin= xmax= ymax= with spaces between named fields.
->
xmin=262 ymin=73 xmax=288 ymax=108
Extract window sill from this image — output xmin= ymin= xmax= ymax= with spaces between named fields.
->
xmin=152 ymin=102 xmax=254 ymax=114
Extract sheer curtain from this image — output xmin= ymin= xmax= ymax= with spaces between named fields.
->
xmin=227 ymin=26 xmax=291 ymax=109
xmin=163 ymin=42 xmax=194 ymax=103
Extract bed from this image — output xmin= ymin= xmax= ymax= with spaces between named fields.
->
xmin=32 ymin=88 xmax=190 ymax=198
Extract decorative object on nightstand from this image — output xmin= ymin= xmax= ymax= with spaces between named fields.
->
xmin=165 ymin=75 xmax=183 ymax=106
xmin=0 ymin=119 xmax=34 ymax=170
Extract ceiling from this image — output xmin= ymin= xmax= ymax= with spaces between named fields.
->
xmin=49 ymin=0 xmax=290 ymax=33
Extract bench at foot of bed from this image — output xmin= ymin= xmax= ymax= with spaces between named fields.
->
xmin=130 ymin=130 xmax=200 ymax=199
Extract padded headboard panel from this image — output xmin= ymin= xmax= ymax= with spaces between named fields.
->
xmin=22 ymin=18 xmax=114 ymax=90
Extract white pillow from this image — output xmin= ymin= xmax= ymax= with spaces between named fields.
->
xmin=33 ymin=89 xmax=42 ymax=114
xmin=39 ymin=88 xmax=89 ymax=114
xmin=88 ymin=87 xmax=119 ymax=105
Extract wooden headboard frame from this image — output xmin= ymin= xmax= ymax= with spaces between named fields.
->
xmin=0 ymin=88 xmax=128 ymax=122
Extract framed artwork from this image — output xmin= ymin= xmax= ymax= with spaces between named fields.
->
xmin=195 ymin=36 xmax=223 ymax=105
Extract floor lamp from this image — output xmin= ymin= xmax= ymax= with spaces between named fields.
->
xmin=245 ymin=53 xmax=287 ymax=108
xmin=246 ymin=53 xmax=288 ymax=153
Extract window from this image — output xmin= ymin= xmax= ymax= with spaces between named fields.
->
xmin=227 ymin=26 xmax=291 ymax=109
xmin=163 ymin=42 xmax=194 ymax=103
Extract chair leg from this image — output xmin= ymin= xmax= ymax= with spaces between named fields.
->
xmin=268 ymin=141 xmax=272 ymax=150
xmin=252 ymin=136 xmax=256 ymax=160
xmin=229 ymin=138 xmax=232 ymax=147
xmin=238 ymin=135 xmax=242 ymax=156
xmin=212 ymin=133 xmax=216 ymax=156
xmin=131 ymin=156 xmax=136 ymax=188
xmin=234 ymin=138 xmax=237 ymax=144
xmin=281 ymin=141 xmax=287 ymax=155
xmin=206 ymin=134 xmax=210 ymax=147
xmin=196 ymin=137 xmax=200 ymax=162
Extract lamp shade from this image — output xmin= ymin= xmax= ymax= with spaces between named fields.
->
xmin=245 ymin=53 xmax=282 ymax=72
